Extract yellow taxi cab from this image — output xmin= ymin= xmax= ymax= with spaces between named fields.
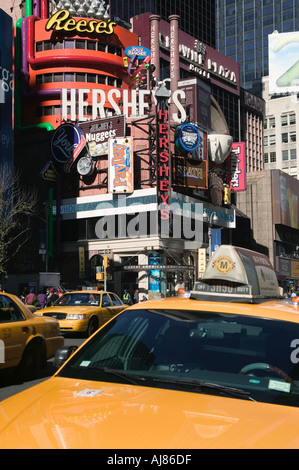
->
xmin=0 ymin=291 xmax=63 ymax=381
xmin=36 ymin=290 xmax=125 ymax=336
xmin=2 ymin=246 xmax=299 ymax=449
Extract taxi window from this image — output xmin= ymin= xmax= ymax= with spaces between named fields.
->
xmin=109 ymin=293 xmax=122 ymax=306
xmin=0 ymin=295 xmax=25 ymax=322
xmin=102 ymin=294 xmax=111 ymax=307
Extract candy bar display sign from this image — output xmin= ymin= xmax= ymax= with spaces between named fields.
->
xmin=79 ymin=115 xmax=125 ymax=157
xmin=108 ymin=137 xmax=134 ymax=193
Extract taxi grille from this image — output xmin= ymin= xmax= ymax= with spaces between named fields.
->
xmin=43 ymin=312 xmax=67 ymax=320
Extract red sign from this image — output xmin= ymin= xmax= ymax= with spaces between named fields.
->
xmin=156 ymin=108 xmax=171 ymax=220
xmin=227 ymin=142 xmax=246 ymax=192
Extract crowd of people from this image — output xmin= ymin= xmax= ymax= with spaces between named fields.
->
xmin=19 ymin=287 xmax=63 ymax=308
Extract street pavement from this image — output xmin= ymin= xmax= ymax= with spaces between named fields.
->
xmin=0 ymin=336 xmax=85 ymax=402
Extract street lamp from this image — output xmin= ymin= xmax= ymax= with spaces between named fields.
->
xmin=203 ymin=210 xmax=218 ymax=259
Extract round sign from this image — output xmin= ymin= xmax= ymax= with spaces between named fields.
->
xmin=175 ymin=123 xmax=201 ymax=153
xmin=125 ymin=45 xmax=151 ymax=59
xmin=51 ymin=124 xmax=85 ymax=164
xmin=77 ymin=156 xmax=94 ymax=176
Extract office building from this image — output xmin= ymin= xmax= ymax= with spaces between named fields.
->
xmin=109 ymin=0 xmax=216 ymax=48
xmin=216 ymin=0 xmax=299 ymax=93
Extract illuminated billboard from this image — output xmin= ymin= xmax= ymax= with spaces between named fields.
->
xmin=0 ymin=9 xmax=13 ymax=166
xmin=269 ymin=31 xmax=299 ymax=95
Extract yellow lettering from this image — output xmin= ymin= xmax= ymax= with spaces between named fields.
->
xmin=64 ymin=18 xmax=76 ymax=31
xmin=45 ymin=9 xmax=116 ymax=36
xmin=76 ymin=19 xmax=88 ymax=33
xmin=45 ymin=9 xmax=69 ymax=31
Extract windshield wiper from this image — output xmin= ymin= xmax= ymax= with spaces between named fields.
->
xmin=80 ymin=365 xmax=148 ymax=386
xmin=152 ymin=377 xmax=256 ymax=401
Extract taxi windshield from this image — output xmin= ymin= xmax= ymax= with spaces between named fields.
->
xmin=54 ymin=293 xmax=101 ymax=306
xmin=58 ymin=308 xmax=299 ymax=407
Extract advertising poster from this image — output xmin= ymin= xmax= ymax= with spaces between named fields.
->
xmin=148 ymin=252 xmax=161 ymax=293
xmin=108 ymin=137 xmax=134 ymax=193
xmin=273 ymin=170 xmax=299 ymax=230
xmin=269 ymin=31 xmax=299 ymax=95
xmin=79 ymin=115 xmax=125 ymax=157
xmin=227 ymin=142 xmax=246 ymax=192
xmin=291 ymin=261 xmax=299 ymax=280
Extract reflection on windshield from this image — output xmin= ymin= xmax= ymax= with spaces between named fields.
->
xmin=58 ymin=309 xmax=299 ymax=407
xmin=55 ymin=293 xmax=101 ymax=306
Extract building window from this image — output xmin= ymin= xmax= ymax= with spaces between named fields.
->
xmin=282 ymin=150 xmax=288 ymax=161
xmin=289 ymin=113 xmax=296 ymax=125
xmin=290 ymin=132 xmax=296 ymax=142
xmin=281 ymin=133 xmax=288 ymax=143
xmin=269 ymin=117 xmax=275 ymax=128
xmin=281 ymin=115 xmax=288 ymax=126
xmin=264 ymin=135 xmax=268 ymax=146
xmin=269 ymin=135 xmax=276 ymax=145
xmin=290 ymin=149 xmax=297 ymax=160
xmin=270 ymin=152 xmax=276 ymax=162
xmin=35 ymin=40 xmax=122 ymax=57
xmin=264 ymin=153 xmax=269 ymax=163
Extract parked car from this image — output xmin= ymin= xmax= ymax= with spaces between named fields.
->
xmin=0 ymin=291 xmax=64 ymax=381
xmin=2 ymin=246 xmax=299 ymax=448
xmin=37 ymin=290 xmax=125 ymax=336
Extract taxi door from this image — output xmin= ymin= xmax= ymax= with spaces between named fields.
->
xmin=100 ymin=293 xmax=118 ymax=325
xmin=0 ymin=296 xmax=29 ymax=369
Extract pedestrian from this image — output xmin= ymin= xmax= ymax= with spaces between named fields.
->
xmin=133 ymin=289 xmax=139 ymax=303
xmin=25 ymin=289 xmax=35 ymax=305
xmin=122 ymin=289 xmax=132 ymax=305
xmin=32 ymin=294 xmax=40 ymax=308
xmin=38 ymin=290 xmax=47 ymax=309
xmin=46 ymin=288 xmax=59 ymax=306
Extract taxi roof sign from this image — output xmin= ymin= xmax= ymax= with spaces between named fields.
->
xmin=192 ymin=245 xmax=281 ymax=301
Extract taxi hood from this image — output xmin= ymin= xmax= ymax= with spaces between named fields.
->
xmin=1 ymin=376 xmax=299 ymax=449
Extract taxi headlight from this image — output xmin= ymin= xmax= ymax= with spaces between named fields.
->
xmin=67 ymin=314 xmax=88 ymax=320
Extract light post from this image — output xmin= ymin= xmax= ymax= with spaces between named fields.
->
xmin=203 ymin=210 xmax=218 ymax=259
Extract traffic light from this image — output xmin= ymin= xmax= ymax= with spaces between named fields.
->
xmin=103 ymin=255 xmax=109 ymax=269
xmin=96 ymin=272 xmax=104 ymax=281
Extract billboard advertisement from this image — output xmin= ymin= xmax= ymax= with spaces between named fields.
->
xmin=79 ymin=115 xmax=125 ymax=157
xmin=108 ymin=137 xmax=134 ymax=193
xmin=272 ymin=170 xmax=299 ymax=230
xmin=227 ymin=142 xmax=246 ymax=192
xmin=0 ymin=10 xmax=13 ymax=167
xmin=269 ymin=31 xmax=299 ymax=95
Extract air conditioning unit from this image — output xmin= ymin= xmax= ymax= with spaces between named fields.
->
xmin=208 ymin=133 xmax=233 ymax=163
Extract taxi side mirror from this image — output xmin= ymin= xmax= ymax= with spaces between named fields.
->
xmin=53 ymin=346 xmax=78 ymax=369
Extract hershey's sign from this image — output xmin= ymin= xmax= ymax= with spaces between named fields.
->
xmin=61 ymin=88 xmax=187 ymax=123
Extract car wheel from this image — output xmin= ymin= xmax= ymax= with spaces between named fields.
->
xmin=17 ymin=342 xmax=42 ymax=382
xmin=87 ymin=316 xmax=99 ymax=337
